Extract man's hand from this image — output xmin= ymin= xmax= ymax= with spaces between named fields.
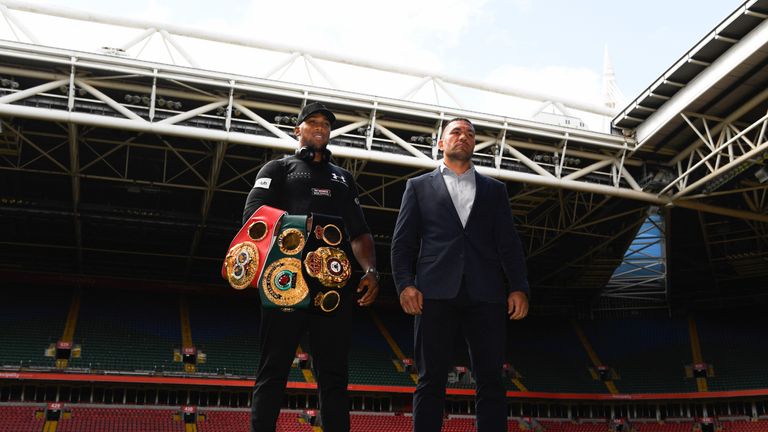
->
xmin=400 ymin=286 xmax=423 ymax=315
xmin=507 ymin=291 xmax=529 ymax=320
xmin=356 ymin=273 xmax=379 ymax=306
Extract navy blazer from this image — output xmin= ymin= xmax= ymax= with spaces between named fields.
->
xmin=391 ymin=167 xmax=529 ymax=303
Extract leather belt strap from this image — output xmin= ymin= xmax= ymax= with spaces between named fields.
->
xmin=221 ymin=205 xmax=286 ymax=290
xmin=258 ymin=214 xmax=310 ymax=311
xmin=302 ymin=213 xmax=352 ymax=314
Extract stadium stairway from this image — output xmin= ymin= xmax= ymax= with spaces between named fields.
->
xmin=580 ymin=317 xmax=697 ymax=394
xmin=295 ymin=344 xmax=317 ymax=384
xmin=179 ymin=296 xmax=196 ymax=374
xmin=507 ymin=317 xmax=605 ymax=393
xmin=54 ymin=289 xmax=82 ymax=369
xmin=369 ymin=309 xmax=418 ymax=385
xmin=347 ymin=309 xmax=415 ymax=387
xmin=688 ymin=316 xmax=709 ymax=392
xmin=572 ymin=320 xmax=619 ymax=394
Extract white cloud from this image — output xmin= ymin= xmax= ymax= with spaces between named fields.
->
xmin=144 ymin=0 xmax=171 ymax=22
xmin=0 ymin=0 xmax=614 ymax=130
xmin=509 ymin=0 xmax=532 ymax=13
xmin=485 ymin=64 xmax=603 ymax=106
xmin=237 ymin=0 xmax=489 ymax=72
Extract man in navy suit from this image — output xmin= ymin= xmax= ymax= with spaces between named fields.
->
xmin=391 ymin=118 xmax=529 ymax=432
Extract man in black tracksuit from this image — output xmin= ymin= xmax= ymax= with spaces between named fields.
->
xmin=242 ymin=102 xmax=379 ymax=432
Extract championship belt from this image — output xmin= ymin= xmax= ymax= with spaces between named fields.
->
xmin=221 ymin=205 xmax=286 ymax=290
xmin=302 ymin=213 xmax=352 ymax=314
xmin=258 ymin=215 xmax=310 ymax=311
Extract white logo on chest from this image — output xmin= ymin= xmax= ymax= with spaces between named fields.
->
xmin=254 ymin=178 xmax=271 ymax=189
xmin=330 ymin=172 xmax=347 ymax=186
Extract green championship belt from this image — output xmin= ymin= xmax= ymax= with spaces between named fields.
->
xmin=258 ymin=214 xmax=310 ymax=311
xmin=302 ymin=213 xmax=353 ymax=314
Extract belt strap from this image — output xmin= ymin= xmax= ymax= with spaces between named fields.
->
xmin=302 ymin=213 xmax=352 ymax=314
xmin=258 ymin=214 xmax=310 ymax=311
xmin=222 ymin=205 xmax=286 ymax=290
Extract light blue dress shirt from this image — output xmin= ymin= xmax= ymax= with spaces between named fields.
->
xmin=439 ymin=161 xmax=476 ymax=227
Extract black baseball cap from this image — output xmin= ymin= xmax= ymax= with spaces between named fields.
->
xmin=297 ymin=102 xmax=336 ymax=126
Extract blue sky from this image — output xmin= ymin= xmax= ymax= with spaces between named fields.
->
xmin=456 ymin=0 xmax=740 ymax=98
xmin=16 ymin=0 xmax=743 ymax=109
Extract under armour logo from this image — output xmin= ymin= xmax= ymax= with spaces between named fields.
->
xmin=330 ymin=173 xmax=347 ymax=184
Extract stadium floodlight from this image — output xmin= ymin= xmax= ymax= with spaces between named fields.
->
xmin=0 ymin=78 xmax=19 ymax=89
xmin=755 ymin=166 xmax=768 ymax=184
xmin=409 ymin=136 xmax=433 ymax=145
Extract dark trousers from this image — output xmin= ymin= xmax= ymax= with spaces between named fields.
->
xmin=251 ymin=303 xmax=352 ymax=432
xmin=413 ymin=286 xmax=507 ymax=432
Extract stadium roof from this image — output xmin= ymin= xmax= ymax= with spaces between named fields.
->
xmin=614 ymin=0 xmax=768 ymax=146
xmin=611 ymin=0 xmax=768 ymax=310
xmin=0 ymin=0 xmax=766 ymax=315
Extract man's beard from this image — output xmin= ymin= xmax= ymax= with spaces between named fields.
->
xmin=445 ymin=149 xmax=472 ymax=162
xmin=301 ymin=139 xmax=328 ymax=150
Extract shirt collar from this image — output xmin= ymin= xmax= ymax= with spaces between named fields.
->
xmin=439 ymin=160 xmax=475 ymax=178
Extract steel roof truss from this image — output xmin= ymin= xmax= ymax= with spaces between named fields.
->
xmin=658 ymin=112 xmax=768 ymax=197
